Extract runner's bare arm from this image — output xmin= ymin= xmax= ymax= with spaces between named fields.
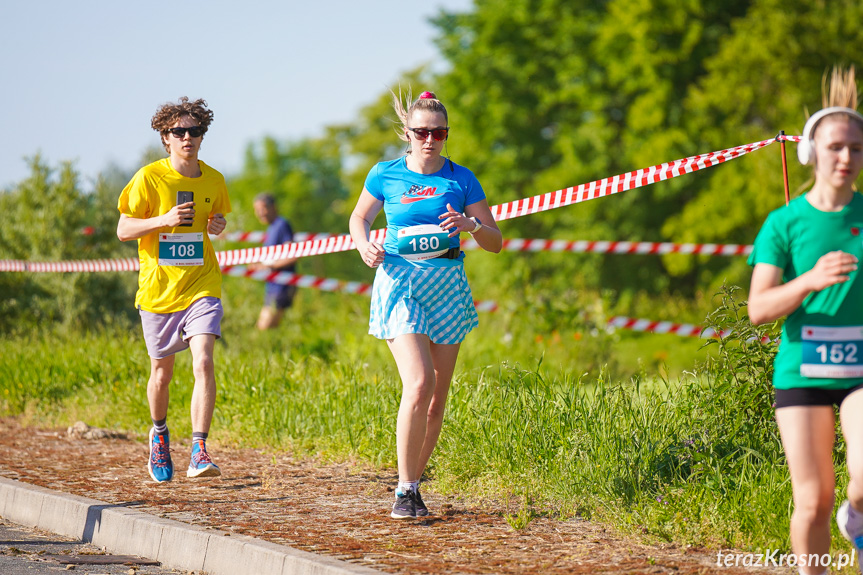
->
xmin=748 ymin=253 xmax=858 ymax=324
xmin=463 ymin=199 xmax=502 ymax=253
xmin=439 ymin=201 xmax=501 ymax=252
xmin=117 ymin=203 xmax=194 ymax=242
xmin=349 ymin=189 xmax=385 ymax=268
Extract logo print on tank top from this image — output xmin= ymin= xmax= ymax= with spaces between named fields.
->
xmin=401 ymin=184 xmax=439 ymax=204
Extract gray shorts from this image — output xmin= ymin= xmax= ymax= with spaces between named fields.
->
xmin=139 ymin=297 xmax=223 ymax=359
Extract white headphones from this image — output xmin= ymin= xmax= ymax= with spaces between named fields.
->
xmin=797 ymin=106 xmax=863 ymax=165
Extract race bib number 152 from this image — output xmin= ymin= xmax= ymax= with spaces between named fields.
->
xmin=800 ymin=325 xmax=863 ymax=378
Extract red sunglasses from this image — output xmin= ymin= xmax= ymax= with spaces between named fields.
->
xmin=407 ymin=127 xmax=449 ymax=141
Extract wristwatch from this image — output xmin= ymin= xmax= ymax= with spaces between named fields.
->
xmin=469 ymin=217 xmax=482 ymax=234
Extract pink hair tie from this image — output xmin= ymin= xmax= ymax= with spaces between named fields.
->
xmin=419 ymin=91 xmax=435 ymax=99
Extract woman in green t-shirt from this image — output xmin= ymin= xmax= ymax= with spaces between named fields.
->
xmin=749 ymin=67 xmax=863 ymax=574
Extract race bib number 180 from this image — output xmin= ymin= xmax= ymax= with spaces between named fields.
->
xmin=396 ymin=224 xmax=450 ymax=260
xmin=800 ymin=325 xmax=863 ymax=378
xmin=158 ymin=233 xmax=204 ymax=266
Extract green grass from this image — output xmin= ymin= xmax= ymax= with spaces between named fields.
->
xmin=2 ymin=279 xmax=854 ymax=559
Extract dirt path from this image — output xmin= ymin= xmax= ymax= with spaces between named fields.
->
xmin=0 ymin=418 xmax=784 ymax=574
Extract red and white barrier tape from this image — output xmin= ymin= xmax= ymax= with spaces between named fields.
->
xmin=216 ymin=228 xmax=386 ymax=266
xmin=3 ymin=134 xmax=797 ymax=270
xmin=605 ymin=316 xmax=723 ymax=339
xmin=0 ymin=260 xmax=28 ymax=272
xmin=215 ymin=137 xmax=802 ymax=246
xmin=212 ymin=234 xmax=753 ymax=257
xmin=0 ymin=258 xmax=140 ymax=272
xmin=606 ymin=316 xmax=776 ymax=342
xmin=221 ymin=265 xmax=371 ymax=296
xmin=0 ymin=238 xmax=753 ymax=273
xmin=465 ymin=238 xmax=752 ymax=256
xmin=224 ymin=266 xmax=735 ymax=332
xmin=208 ymin=135 xmax=793 ymax=264
xmin=490 ymin=136 xmax=783 ymax=221
xmin=220 ymin=265 xmax=499 ymax=312
xmin=0 ymin=256 xmax=738 ymax=338
xmin=225 ymin=234 xmax=751 ymax=258
xmin=229 ymin=263 xmax=730 ymax=338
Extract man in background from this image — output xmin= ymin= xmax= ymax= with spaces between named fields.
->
xmin=250 ymin=192 xmax=298 ymax=330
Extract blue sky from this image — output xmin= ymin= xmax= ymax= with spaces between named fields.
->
xmin=1 ymin=0 xmax=474 ymax=190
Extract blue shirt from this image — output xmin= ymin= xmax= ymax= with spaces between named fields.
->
xmin=364 ymin=157 xmax=486 ymax=263
xmin=264 ymin=216 xmax=294 ymax=294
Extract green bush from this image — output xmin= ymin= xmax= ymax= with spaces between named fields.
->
xmin=0 ymin=156 xmax=137 ymax=334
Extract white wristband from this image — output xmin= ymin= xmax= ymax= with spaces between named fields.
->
xmin=469 ymin=217 xmax=482 ymax=234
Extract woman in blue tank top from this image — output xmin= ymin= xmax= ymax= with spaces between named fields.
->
xmin=349 ymin=90 xmax=502 ymax=519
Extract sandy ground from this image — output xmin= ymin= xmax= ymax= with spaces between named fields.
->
xmin=0 ymin=418 xmax=790 ymax=574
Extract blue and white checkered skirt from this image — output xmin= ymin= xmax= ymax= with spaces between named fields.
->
xmin=369 ymin=259 xmax=479 ymax=344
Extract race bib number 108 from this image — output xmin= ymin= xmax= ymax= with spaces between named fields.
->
xmin=800 ymin=325 xmax=863 ymax=378
xmin=158 ymin=233 xmax=204 ymax=266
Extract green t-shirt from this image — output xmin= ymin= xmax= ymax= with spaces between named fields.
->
xmin=748 ymin=193 xmax=863 ymax=390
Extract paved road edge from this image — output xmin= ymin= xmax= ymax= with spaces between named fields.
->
xmin=0 ymin=477 xmax=380 ymax=575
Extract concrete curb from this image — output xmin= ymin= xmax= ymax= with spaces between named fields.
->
xmin=0 ymin=477 xmax=380 ymax=575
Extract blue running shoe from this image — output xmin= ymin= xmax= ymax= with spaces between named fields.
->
xmin=147 ymin=428 xmax=173 ymax=483
xmin=187 ymin=439 xmax=221 ymax=478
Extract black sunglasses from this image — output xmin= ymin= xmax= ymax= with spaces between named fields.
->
xmin=167 ymin=126 xmax=205 ymax=138
xmin=408 ymin=127 xmax=449 ymax=141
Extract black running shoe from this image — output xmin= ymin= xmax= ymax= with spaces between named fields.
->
xmin=414 ymin=489 xmax=429 ymax=517
xmin=391 ymin=491 xmax=417 ymax=519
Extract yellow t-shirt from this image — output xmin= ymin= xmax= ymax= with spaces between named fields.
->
xmin=117 ymin=158 xmax=232 ymax=314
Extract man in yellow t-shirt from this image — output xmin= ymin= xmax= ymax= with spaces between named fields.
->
xmin=117 ymin=97 xmax=231 ymax=483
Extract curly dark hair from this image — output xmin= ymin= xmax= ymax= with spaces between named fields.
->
xmin=151 ymin=97 xmax=214 ymax=152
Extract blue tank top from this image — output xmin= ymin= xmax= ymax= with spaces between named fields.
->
xmin=364 ymin=157 xmax=486 ymax=261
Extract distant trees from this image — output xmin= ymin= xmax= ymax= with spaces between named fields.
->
xmin=0 ymin=156 xmax=137 ymax=333
xmin=228 ymin=136 xmax=350 ymax=235
xmin=424 ymin=0 xmax=863 ymax=298
xmin=7 ymin=0 xmax=863 ymax=331
xmin=222 ymin=0 xmax=863 ymax=309
xmin=225 ymin=135 xmax=353 ymax=279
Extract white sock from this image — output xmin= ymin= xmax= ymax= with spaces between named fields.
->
xmin=396 ymin=481 xmax=419 ymax=496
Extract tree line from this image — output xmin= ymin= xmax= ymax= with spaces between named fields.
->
xmin=3 ymin=0 xmax=862 ymax=333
